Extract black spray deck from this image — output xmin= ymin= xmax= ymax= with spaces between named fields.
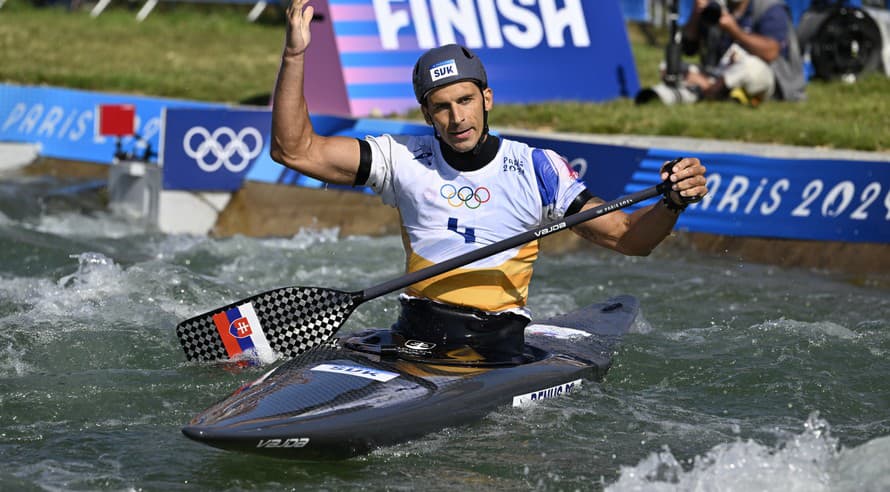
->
xmin=182 ymin=295 xmax=640 ymax=460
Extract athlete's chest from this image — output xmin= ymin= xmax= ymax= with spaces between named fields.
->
xmin=393 ymin=150 xmax=541 ymax=232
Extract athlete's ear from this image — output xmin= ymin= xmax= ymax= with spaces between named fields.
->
xmin=420 ymin=105 xmax=433 ymax=125
xmin=482 ymin=87 xmax=493 ymax=112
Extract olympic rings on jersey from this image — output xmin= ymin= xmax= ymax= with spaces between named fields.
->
xmin=440 ymin=184 xmax=491 ymax=209
xmin=183 ymin=126 xmax=264 ymax=173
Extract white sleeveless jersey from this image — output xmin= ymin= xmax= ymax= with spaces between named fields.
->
xmin=364 ymin=134 xmax=586 ymax=312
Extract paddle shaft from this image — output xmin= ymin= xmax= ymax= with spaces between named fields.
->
xmin=360 ymin=181 xmax=670 ymax=302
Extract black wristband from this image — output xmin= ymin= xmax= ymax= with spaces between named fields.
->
xmin=662 ymin=195 xmax=687 ymax=214
xmin=660 ymin=157 xmax=688 ymax=214
xmin=566 ymin=189 xmax=594 ymax=216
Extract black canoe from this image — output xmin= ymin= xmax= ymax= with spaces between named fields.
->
xmin=182 ymin=295 xmax=641 ymax=460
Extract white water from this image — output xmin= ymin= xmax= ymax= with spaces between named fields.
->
xmin=608 ymin=414 xmax=890 ymax=492
xmin=1 ymin=176 xmax=889 ymax=491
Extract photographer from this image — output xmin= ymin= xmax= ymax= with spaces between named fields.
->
xmin=656 ymin=0 xmax=806 ymax=106
xmin=680 ymin=0 xmax=806 ymax=105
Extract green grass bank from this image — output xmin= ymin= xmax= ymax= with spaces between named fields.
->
xmin=1 ymin=0 xmax=889 ymax=151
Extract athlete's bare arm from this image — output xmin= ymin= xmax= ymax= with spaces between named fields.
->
xmin=571 ymin=157 xmax=708 ymax=256
xmin=270 ymin=0 xmax=361 ymax=185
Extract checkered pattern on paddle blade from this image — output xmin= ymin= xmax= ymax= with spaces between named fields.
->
xmin=175 ymin=287 xmax=359 ymax=362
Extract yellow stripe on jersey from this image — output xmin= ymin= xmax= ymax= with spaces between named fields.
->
xmin=404 ymin=240 xmax=540 ymax=311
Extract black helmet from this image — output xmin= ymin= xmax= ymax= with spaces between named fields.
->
xmin=412 ymin=44 xmax=488 ymax=104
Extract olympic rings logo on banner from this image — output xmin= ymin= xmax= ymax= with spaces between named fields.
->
xmin=440 ymin=184 xmax=491 ymax=209
xmin=182 ymin=126 xmax=263 ymax=173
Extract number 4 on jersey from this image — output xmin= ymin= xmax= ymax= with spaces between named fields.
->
xmin=447 ymin=218 xmax=475 ymax=243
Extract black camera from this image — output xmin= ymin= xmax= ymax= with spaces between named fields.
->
xmin=701 ymin=0 xmax=725 ymax=25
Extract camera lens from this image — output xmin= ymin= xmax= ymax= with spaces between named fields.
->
xmin=701 ymin=1 xmax=722 ymax=25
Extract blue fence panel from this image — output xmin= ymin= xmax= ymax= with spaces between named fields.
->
xmin=620 ymin=0 xmax=651 ymax=22
xmin=10 ymin=85 xmax=887 ymax=245
xmin=625 ymin=148 xmax=890 ymax=243
xmin=0 ymin=84 xmax=218 ymax=164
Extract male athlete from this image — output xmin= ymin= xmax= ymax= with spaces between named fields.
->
xmin=271 ymin=1 xmax=708 ymax=364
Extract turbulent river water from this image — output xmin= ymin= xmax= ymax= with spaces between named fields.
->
xmin=1 ymin=174 xmax=888 ymax=491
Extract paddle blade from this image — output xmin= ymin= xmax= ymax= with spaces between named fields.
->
xmin=176 ymin=286 xmax=359 ymax=364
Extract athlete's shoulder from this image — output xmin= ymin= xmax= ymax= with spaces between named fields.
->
xmin=366 ymin=133 xmax=439 ymax=161
xmin=499 ymin=138 xmax=566 ymax=164
xmin=528 ymin=147 xmax=571 ymax=172
xmin=496 ymin=137 xmax=536 ymax=167
xmin=496 ymin=138 xmax=574 ymax=178
xmin=367 ymin=132 xmax=431 ymax=148
xmin=498 ymin=136 xmax=532 ymax=152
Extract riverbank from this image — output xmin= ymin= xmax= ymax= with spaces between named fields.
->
xmin=2 ymin=3 xmax=889 ymax=151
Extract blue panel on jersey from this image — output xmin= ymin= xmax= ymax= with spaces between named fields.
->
xmin=532 ymin=149 xmax=558 ymax=207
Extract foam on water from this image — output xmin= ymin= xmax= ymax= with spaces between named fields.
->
xmin=658 ymin=316 xmax=863 ymax=355
xmin=259 ymin=227 xmax=341 ymax=250
xmin=0 ymin=342 xmax=33 ymax=376
xmin=833 ymin=434 xmax=890 ymax=491
xmin=0 ymin=252 xmax=157 ymax=376
xmin=150 ymin=228 xmax=398 ymax=297
xmin=0 ymin=230 xmax=399 ymax=378
xmin=606 ymin=413 xmax=890 ymax=492
xmin=32 ymin=211 xmax=146 ymax=239
xmin=754 ymin=318 xmax=859 ymax=341
xmin=15 ymin=457 xmax=128 ymax=492
xmin=1 ymin=252 xmax=129 ymax=323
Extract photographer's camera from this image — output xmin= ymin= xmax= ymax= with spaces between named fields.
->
xmin=701 ymin=0 xmax=725 ymax=25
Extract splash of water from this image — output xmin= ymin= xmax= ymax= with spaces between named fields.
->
xmin=604 ymin=412 xmax=890 ymax=492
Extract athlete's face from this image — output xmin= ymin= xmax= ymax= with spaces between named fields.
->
xmin=421 ymin=81 xmax=493 ymax=153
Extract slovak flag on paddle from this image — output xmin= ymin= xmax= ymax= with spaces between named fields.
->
xmin=211 ymin=303 xmax=276 ymax=364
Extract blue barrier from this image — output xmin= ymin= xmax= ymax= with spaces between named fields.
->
xmin=158 ymin=104 xmax=889 ymax=244
xmin=621 ymin=0 xmax=654 ymax=22
xmin=625 ymin=147 xmax=890 ymax=243
xmin=620 ymin=0 xmax=651 ymax=23
xmin=0 ymin=84 xmax=219 ymax=164
xmin=5 ymin=85 xmax=888 ymax=244
xmin=162 ymin=107 xmax=270 ymax=190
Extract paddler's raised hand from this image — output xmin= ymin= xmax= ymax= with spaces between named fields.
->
xmin=285 ymin=0 xmax=314 ymax=56
xmin=660 ymin=157 xmax=708 ymax=207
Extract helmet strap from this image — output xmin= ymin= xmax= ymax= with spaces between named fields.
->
xmin=436 ymin=121 xmax=499 ymax=172
xmin=471 ymin=108 xmax=491 ymax=156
